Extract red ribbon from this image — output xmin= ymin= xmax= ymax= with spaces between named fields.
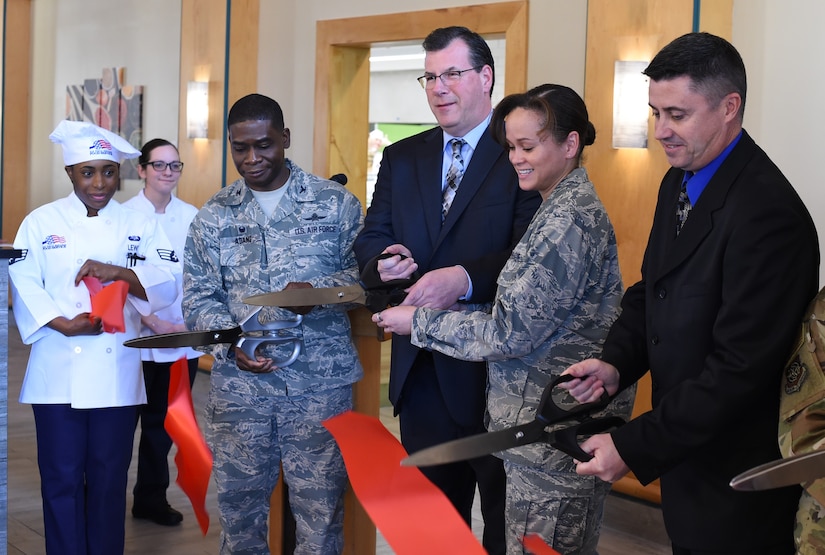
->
xmin=323 ymin=410 xmax=487 ymax=555
xmin=82 ymin=276 xmax=128 ymax=333
xmin=165 ymin=357 xmax=213 ymax=535
xmin=522 ymin=534 xmax=561 ymax=555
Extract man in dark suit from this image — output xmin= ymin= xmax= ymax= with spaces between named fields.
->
xmin=354 ymin=26 xmax=540 ymax=554
xmin=564 ymin=32 xmax=819 ymax=554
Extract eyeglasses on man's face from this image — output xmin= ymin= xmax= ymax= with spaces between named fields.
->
xmin=144 ymin=160 xmax=184 ymax=172
xmin=417 ymin=66 xmax=482 ymax=89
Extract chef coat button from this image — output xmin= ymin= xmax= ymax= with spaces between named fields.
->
xmin=658 ymin=289 xmax=666 ymax=299
xmin=651 ymin=336 xmax=659 ymax=346
xmin=106 ymin=347 xmax=112 ymax=354
xmin=75 ymin=302 xmax=82 ymax=309
xmin=77 ymin=259 xmax=83 ymax=265
xmin=74 ymin=346 xmax=81 ymax=354
xmin=105 ymin=219 xmax=112 ymax=225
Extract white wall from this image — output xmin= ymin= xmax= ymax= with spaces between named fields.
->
xmin=29 ymin=0 xmax=182 ymax=208
xmin=733 ymin=0 xmax=825 ymax=284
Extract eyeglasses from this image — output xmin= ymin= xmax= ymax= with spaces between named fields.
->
xmin=417 ymin=66 xmax=482 ymax=89
xmin=144 ymin=161 xmax=184 ymax=172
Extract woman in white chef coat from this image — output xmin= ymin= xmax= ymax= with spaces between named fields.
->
xmin=9 ymin=120 xmax=181 ymax=555
xmin=123 ymin=138 xmax=201 ymax=527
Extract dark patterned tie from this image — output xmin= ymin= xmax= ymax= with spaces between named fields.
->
xmin=442 ymin=138 xmax=466 ymax=221
xmin=676 ymin=175 xmax=692 ymax=236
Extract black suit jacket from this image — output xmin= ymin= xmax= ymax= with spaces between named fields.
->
xmin=355 ymin=125 xmax=540 ymax=427
xmin=603 ymin=131 xmax=820 ymax=551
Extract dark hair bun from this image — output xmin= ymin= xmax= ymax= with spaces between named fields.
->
xmin=583 ymin=122 xmax=596 ymax=146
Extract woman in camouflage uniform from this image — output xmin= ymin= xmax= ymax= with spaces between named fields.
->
xmin=375 ymin=84 xmax=634 ymax=554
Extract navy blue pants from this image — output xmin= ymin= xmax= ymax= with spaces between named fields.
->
xmin=133 ymin=358 xmax=198 ymax=508
xmin=33 ymin=403 xmax=137 ymax=555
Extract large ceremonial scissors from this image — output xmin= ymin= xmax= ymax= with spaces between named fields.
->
xmin=730 ymin=449 xmax=825 ymax=492
xmin=124 ymin=307 xmax=304 ymax=367
xmin=402 ymin=374 xmax=625 ymax=467
xmin=243 ymin=253 xmax=418 ymax=313
xmin=124 ymin=253 xmax=417 ymax=365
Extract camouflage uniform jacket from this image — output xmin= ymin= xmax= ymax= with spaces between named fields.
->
xmin=779 ymin=287 xmax=825 ymax=553
xmin=410 ymin=167 xmax=635 ymax=468
xmin=183 ymin=159 xmax=364 ymax=393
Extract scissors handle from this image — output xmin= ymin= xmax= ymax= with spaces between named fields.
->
xmin=235 ymin=336 xmax=303 ymax=367
xmin=360 ymin=252 xmax=419 ymax=313
xmin=236 ymin=307 xmax=304 ymax=365
xmin=537 ymin=374 xmax=612 ymax=424
xmin=549 ymin=416 xmax=625 ymax=462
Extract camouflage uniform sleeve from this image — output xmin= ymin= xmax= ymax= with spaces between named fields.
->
xmin=410 ymin=204 xmax=596 ymax=362
xmin=183 ymin=203 xmax=236 ymax=358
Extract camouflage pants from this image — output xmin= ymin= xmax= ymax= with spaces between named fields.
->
xmin=205 ymin=381 xmax=352 ymax=555
xmin=795 ymin=490 xmax=825 ymax=555
xmin=503 ymin=459 xmax=611 ymax=555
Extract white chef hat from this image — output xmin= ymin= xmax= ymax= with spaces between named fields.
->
xmin=49 ymin=120 xmax=140 ymax=166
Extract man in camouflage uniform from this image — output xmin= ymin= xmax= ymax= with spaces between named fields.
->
xmin=779 ymin=288 xmax=825 ymax=554
xmin=183 ymin=93 xmax=363 ymax=554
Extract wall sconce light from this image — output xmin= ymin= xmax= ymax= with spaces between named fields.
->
xmin=187 ymin=81 xmax=209 ymax=139
xmin=612 ymin=61 xmax=649 ymax=149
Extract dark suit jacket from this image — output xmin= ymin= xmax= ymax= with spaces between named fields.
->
xmin=354 ymin=125 xmax=540 ymax=427
xmin=603 ymin=131 xmax=820 ymax=552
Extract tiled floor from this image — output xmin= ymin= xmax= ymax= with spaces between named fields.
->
xmin=6 ymin=312 xmax=669 ymax=554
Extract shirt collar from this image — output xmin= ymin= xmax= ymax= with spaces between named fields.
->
xmin=443 ymin=112 xmax=492 ymax=152
xmin=685 ymin=130 xmax=743 ymax=203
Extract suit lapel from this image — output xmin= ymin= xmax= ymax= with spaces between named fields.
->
xmin=415 ymin=128 xmax=446 ymax=246
xmin=438 ymin=128 xmax=500 ymax=238
xmin=655 ymin=132 xmax=754 ymax=279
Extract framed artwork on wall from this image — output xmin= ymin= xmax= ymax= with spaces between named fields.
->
xmin=66 ymin=67 xmax=144 ymax=181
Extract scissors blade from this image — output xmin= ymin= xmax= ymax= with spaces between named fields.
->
xmin=243 ymin=284 xmax=367 ymax=308
xmin=123 ymin=327 xmax=242 ymax=349
xmin=730 ymin=449 xmax=825 ymax=491
xmin=401 ymin=421 xmax=546 ymax=467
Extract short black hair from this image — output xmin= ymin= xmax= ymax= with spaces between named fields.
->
xmin=423 ymin=26 xmax=495 ymax=96
xmin=644 ymin=32 xmax=747 ymax=119
xmin=227 ymin=93 xmax=285 ymax=130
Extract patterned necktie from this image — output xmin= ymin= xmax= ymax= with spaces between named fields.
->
xmin=676 ymin=175 xmax=692 ymax=236
xmin=442 ymin=138 xmax=466 ymax=221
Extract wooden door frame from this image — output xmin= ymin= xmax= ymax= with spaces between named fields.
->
xmin=313 ymin=1 xmax=528 ymax=208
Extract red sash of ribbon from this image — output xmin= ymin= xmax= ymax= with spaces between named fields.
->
xmin=323 ymin=410 xmax=487 ymax=555
xmin=165 ymin=357 xmax=213 ymax=535
xmin=523 ymin=534 xmax=561 ymax=555
xmin=82 ymin=276 xmax=128 ymax=333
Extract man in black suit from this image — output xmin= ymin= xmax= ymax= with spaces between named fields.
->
xmin=354 ymin=26 xmax=540 ymax=554
xmin=564 ymin=32 xmax=819 ymax=554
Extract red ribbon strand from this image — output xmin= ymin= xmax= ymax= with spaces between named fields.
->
xmin=323 ymin=410 xmax=487 ymax=555
xmin=82 ymin=276 xmax=128 ymax=333
xmin=165 ymin=357 xmax=213 ymax=535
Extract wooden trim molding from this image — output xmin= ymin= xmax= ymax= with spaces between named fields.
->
xmin=2 ymin=0 xmax=32 ymax=240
